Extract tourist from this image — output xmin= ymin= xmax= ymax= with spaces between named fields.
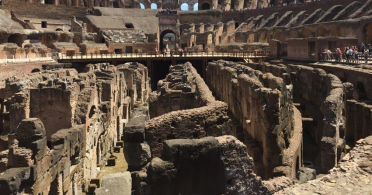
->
xmin=184 ymin=48 xmax=187 ymax=57
xmin=155 ymin=48 xmax=158 ymax=57
xmin=163 ymin=48 xmax=166 ymax=57
xmin=354 ymin=46 xmax=359 ymax=63
xmin=368 ymin=44 xmax=372 ymax=55
xmin=364 ymin=48 xmax=369 ymax=64
xmin=361 ymin=42 xmax=365 ymax=54
xmin=344 ymin=46 xmax=350 ymax=62
xmin=179 ymin=48 xmax=183 ymax=57
xmin=170 ymin=49 xmax=174 ymax=57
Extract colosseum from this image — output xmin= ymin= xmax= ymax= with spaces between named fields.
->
xmin=0 ymin=0 xmax=372 ymax=194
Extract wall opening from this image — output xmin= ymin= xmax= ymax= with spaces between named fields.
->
xmin=151 ymin=3 xmax=157 ymax=9
xmin=125 ymin=23 xmax=134 ymax=29
xmin=41 ymin=21 xmax=47 ymax=28
xmin=160 ymin=30 xmax=176 ymax=51
xmin=201 ymin=3 xmax=210 ymax=10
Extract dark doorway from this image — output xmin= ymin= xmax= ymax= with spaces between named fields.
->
xmin=201 ymin=3 xmax=210 ymax=10
xmin=8 ymin=33 xmax=23 ymax=46
xmin=125 ymin=46 xmax=132 ymax=53
xmin=115 ymin=49 xmax=123 ymax=54
xmin=150 ymin=60 xmax=172 ymax=90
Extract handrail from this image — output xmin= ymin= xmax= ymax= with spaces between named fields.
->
xmin=57 ymin=51 xmax=270 ymax=60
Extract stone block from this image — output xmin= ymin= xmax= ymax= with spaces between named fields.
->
xmin=95 ymin=172 xmax=131 ymax=195
xmin=124 ymin=142 xmax=150 ymax=171
xmin=15 ymin=118 xmax=46 ymax=149
xmin=296 ymin=167 xmax=316 ymax=183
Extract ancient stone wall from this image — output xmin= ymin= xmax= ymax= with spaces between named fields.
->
xmin=205 ymin=60 xmax=295 ymax=179
xmin=287 ymin=64 xmax=344 ymax=173
xmin=145 ymin=62 xmax=236 ymax=158
xmin=0 ymin=62 xmax=149 ymax=194
xmin=149 ymin=62 xmax=215 ymax=118
xmin=145 ymin=136 xmax=268 ymax=195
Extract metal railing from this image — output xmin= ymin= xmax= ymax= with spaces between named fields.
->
xmin=58 ymin=51 xmax=270 ymax=60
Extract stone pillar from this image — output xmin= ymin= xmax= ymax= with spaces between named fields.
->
xmin=188 ymin=4 xmax=194 ymax=11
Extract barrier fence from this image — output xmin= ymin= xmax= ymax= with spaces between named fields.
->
xmin=58 ymin=51 xmax=270 ymax=60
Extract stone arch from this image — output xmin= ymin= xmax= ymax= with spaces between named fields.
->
xmin=258 ymin=31 xmax=267 ymax=43
xmin=41 ymin=34 xmax=54 ymax=48
xmin=151 ymin=3 xmax=158 ymax=9
xmin=160 ymin=29 xmax=176 ymax=51
xmin=31 ymin=68 xmax=41 ymax=73
xmin=181 ymin=3 xmax=188 ymax=10
xmin=247 ymin=33 xmax=255 ymax=43
xmin=354 ymin=81 xmax=367 ymax=100
xmin=194 ymin=3 xmax=198 ymax=10
xmin=57 ymin=33 xmax=70 ymax=42
xmin=8 ymin=33 xmax=23 ymax=47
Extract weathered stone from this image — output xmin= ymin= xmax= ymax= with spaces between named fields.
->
xmin=124 ymin=142 xmax=151 ymax=171
xmin=95 ymin=172 xmax=132 ymax=195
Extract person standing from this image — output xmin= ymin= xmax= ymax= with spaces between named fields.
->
xmin=184 ymin=48 xmax=187 ymax=57
xmin=163 ymin=48 xmax=166 ymax=57
xmin=364 ymin=48 xmax=369 ymax=64
xmin=361 ymin=42 xmax=365 ymax=54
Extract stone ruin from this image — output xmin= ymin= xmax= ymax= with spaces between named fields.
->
xmin=0 ymin=59 xmax=372 ymax=194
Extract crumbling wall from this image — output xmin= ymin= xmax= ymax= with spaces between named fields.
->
xmin=0 ymin=62 xmax=149 ymax=194
xmin=287 ymin=64 xmax=344 ymax=174
xmin=145 ymin=136 xmax=268 ymax=195
xmin=149 ymin=62 xmax=215 ymax=118
xmin=205 ymin=60 xmax=295 ymax=179
xmin=145 ymin=62 xmax=236 ymax=158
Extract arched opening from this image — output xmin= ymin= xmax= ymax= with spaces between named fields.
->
xmin=140 ymin=3 xmax=145 ymax=9
xmin=31 ymin=68 xmax=41 ymax=73
xmin=194 ymin=3 xmax=198 ymax=11
xmin=56 ymin=28 xmax=63 ymax=31
xmin=42 ymin=34 xmax=53 ymax=48
xmin=8 ymin=34 xmax=23 ymax=47
xmin=354 ymin=82 xmax=367 ymax=100
xmin=181 ymin=3 xmax=188 ymax=11
xmin=57 ymin=33 xmax=69 ymax=42
xmin=258 ymin=31 xmax=267 ymax=43
xmin=160 ymin=30 xmax=176 ymax=51
xmin=201 ymin=2 xmax=210 ymax=10
xmin=151 ymin=3 xmax=157 ymax=9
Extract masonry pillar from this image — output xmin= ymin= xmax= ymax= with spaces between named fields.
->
xmin=188 ymin=4 xmax=194 ymax=11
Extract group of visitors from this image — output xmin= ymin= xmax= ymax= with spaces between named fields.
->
xmin=158 ymin=9 xmax=177 ymax=14
xmin=322 ymin=42 xmax=372 ymax=64
xmin=155 ymin=48 xmax=188 ymax=57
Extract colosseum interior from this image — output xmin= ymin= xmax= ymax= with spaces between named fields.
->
xmin=0 ymin=0 xmax=372 ymax=194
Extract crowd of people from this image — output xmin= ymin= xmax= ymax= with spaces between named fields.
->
xmin=155 ymin=48 xmax=188 ymax=57
xmin=322 ymin=42 xmax=372 ymax=64
xmin=158 ymin=9 xmax=177 ymax=14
